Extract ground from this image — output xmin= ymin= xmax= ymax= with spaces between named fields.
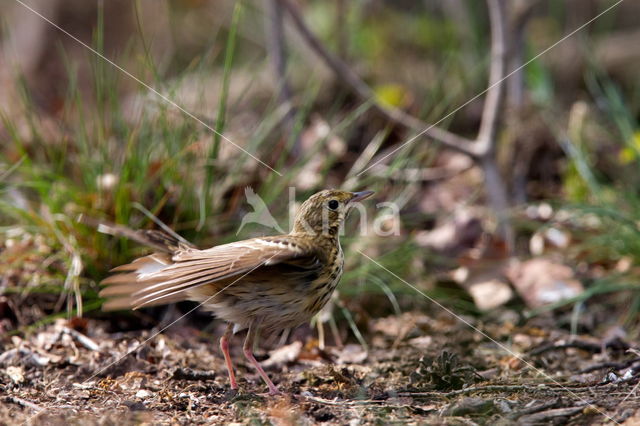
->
xmin=2 ymin=309 xmax=640 ymax=425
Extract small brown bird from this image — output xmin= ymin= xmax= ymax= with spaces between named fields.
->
xmin=99 ymin=189 xmax=373 ymax=394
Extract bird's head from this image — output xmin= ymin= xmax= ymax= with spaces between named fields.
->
xmin=292 ymin=189 xmax=374 ymax=236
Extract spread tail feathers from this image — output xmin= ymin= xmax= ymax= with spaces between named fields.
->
xmin=99 ymin=253 xmax=192 ymax=310
xmin=79 ymin=214 xmax=201 ymax=310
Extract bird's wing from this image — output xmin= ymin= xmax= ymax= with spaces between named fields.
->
xmin=99 ymin=236 xmax=317 ymax=310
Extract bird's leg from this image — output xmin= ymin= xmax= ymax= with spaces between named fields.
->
xmin=243 ymin=320 xmax=280 ymax=395
xmin=220 ymin=323 xmax=238 ymax=390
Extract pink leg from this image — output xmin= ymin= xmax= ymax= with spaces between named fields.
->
xmin=220 ymin=323 xmax=238 ymax=390
xmin=243 ymin=321 xmax=280 ymax=395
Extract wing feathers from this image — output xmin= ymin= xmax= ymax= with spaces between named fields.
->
xmin=100 ymin=236 xmax=316 ymax=311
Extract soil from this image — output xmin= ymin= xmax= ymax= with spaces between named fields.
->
xmin=1 ymin=309 xmax=640 ymax=425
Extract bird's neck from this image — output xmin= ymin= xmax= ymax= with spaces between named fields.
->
xmin=291 ymin=221 xmax=342 ymax=238
xmin=290 ymin=226 xmax=341 ymax=240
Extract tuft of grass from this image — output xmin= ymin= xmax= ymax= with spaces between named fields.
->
xmin=201 ymin=0 xmax=244 ymax=230
xmin=539 ymin=67 xmax=640 ymax=329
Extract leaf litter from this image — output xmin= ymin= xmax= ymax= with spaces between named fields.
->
xmin=2 ymin=307 xmax=640 ymax=424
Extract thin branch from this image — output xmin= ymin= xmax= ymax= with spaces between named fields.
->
xmin=3 ymin=396 xmax=43 ymax=412
xmin=277 ymin=0 xmax=476 ymax=157
xmin=477 ymin=0 xmax=512 ymax=248
xmin=481 ymin=156 xmax=513 ymax=245
xmin=368 ymin=163 xmax=474 ymax=182
xmin=400 ymin=380 xmax=618 ymax=398
xmin=476 ymin=0 xmax=508 ymax=157
xmin=578 ymin=357 xmax=640 ymax=374
xmin=529 ymin=339 xmax=628 ymax=356
xmin=280 ymin=0 xmax=514 ymax=244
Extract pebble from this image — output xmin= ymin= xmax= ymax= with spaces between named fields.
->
xmin=135 ymin=389 xmax=152 ymax=399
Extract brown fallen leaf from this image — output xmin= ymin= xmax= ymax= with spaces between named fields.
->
xmin=450 ymin=235 xmax=514 ymax=311
xmin=407 ymin=336 xmax=433 ymax=349
xmin=333 ymin=344 xmax=367 ymax=365
xmin=263 ymin=341 xmax=303 ymax=368
xmin=465 ymin=278 xmax=513 ymax=311
xmin=506 ymin=258 xmax=583 ymax=309
xmin=414 ymin=208 xmax=483 ymax=256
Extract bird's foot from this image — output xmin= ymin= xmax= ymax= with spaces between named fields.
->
xmin=267 ymin=386 xmax=282 ymax=396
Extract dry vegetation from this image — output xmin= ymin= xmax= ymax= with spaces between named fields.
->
xmin=3 ymin=310 xmax=640 ymax=424
xmin=3 ymin=0 xmax=640 ymax=424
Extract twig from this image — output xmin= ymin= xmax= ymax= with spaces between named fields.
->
xmin=171 ymin=367 xmax=217 ymax=381
xmin=3 ymin=396 xmax=43 ymax=412
xmin=517 ymin=405 xmax=591 ymax=424
xmin=298 ymin=394 xmax=406 ymax=408
xmin=477 ymin=0 xmax=512 ymax=246
xmin=578 ymin=357 xmax=640 ymax=374
xmin=622 ymin=379 xmax=640 ymax=403
xmin=400 ymin=384 xmax=541 ymax=398
xmin=280 ymin=0 xmax=514 ymax=245
xmin=399 ymin=381 xmax=611 ymax=398
xmin=277 ymin=0 xmax=476 ymax=157
xmin=64 ymin=327 xmax=100 ymax=352
xmin=529 ymin=339 xmax=629 ymax=357
xmin=476 ymin=0 xmax=507 ymax=155
xmin=512 ymin=398 xmax=562 ymax=416
xmin=72 ymin=383 xmax=120 ymax=396
xmin=368 ymin=163 xmax=474 ymax=182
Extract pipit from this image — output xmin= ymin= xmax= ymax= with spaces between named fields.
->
xmin=99 ymin=189 xmax=374 ymax=395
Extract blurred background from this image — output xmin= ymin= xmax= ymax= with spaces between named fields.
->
xmin=1 ymin=0 xmax=640 ymax=342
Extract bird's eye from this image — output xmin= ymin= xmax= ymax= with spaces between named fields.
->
xmin=328 ymin=200 xmax=339 ymax=210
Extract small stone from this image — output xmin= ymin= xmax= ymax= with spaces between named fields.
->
xmin=135 ymin=389 xmax=152 ymax=399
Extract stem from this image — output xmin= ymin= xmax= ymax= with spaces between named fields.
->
xmin=278 ymin=0 xmax=476 ymax=156
xmin=200 ymin=1 xmax=243 ymax=230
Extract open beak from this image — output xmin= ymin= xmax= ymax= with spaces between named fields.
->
xmin=349 ymin=190 xmax=375 ymax=203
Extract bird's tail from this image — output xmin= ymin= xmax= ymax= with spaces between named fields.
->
xmin=99 ymin=252 xmax=191 ymax=311
xmin=78 ymin=214 xmax=199 ymax=310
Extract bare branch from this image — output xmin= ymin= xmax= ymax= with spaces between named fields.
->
xmin=279 ymin=0 xmax=514 ymax=246
xmin=277 ymin=0 xmax=477 ymax=157
xmin=476 ymin=0 xmax=508 ymax=156
xmin=477 ymin=0 xmax=512 ymax=248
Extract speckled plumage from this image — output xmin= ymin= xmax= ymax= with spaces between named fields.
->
xmin=100 ymin=189 xmax=373 ymax=394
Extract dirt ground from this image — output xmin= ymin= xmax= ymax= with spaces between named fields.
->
xmin=1 ymin=308 xmax=640 ymax=425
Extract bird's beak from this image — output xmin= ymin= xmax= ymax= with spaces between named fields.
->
xmin=349 ymin=190 xmax=374 ymax=203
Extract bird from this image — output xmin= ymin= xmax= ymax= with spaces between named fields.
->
xmin=99 ymin=189 xmax=374 ymax=395
xmin=236 ymin=187 xmax=285 ymax=235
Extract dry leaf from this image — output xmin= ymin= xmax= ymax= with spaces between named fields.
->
xmin=466 ymin=279 xmax=513 ymax=311
xmin=506 ymin=258 xmax=583 ymax=309
xmin=263 ymin=341 xmax=302 ymax=368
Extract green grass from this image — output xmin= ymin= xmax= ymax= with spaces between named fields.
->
xmin=2 ymin=1 xmax=636 ymax=337
xmin=1 ymin=1 xmax=452 ymax=332
xmin=529 ymin=64 xmax=640 ymax=329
